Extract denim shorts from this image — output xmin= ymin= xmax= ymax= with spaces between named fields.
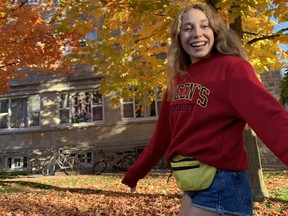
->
xmin=184 ymin=169 xmax=253 ymax=216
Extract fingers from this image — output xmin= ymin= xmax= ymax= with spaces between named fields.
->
xmin=130 ymin=187 xmax=136 ymax=193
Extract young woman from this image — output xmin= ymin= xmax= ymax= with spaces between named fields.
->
xmin=122 ymin=4 xmax=288 ymax=216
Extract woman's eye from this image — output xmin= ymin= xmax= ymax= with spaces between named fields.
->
xmin=184 ymin=27 xmax=192 ymax=31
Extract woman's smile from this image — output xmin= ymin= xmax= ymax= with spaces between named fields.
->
xmin=180 ymin=8 xmax=214 ymax=64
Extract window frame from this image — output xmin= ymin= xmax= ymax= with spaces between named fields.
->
xmin=6 ymin=156 xmax=28 ymax=171
xmin=28 ymin=0 xmax=39 ymax=5
xmin=59 ymin=90 xmax=104 ymax=125
xmin=0 ymin=95 xmax=41 ymax=130
xmin=70 ymin=151 xmax=93 ymax=168
xmin=122 ymin=87 xmax=163 ymax=120
xmin=79 ymin=30 xmax=98 ymax=47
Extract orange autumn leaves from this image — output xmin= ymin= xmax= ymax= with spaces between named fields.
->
xmin=0 ymin=174 xmax=181 ymax=215
xmin=1 ymin=0 xmax=287 ymax=99
xmin=0 ymin=2 xmax=73 ymax=94
xmin=0 ymin=171 xmax=287 ymax=215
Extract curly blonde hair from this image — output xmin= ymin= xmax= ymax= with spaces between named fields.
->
xmin=166 ymin=4 xmax=248 ymax=99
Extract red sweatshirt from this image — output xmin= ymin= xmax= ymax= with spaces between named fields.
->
xmin=122 ymin=54 xmax=288 ymax=188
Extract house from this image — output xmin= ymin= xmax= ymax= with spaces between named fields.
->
xmin=0 ymin=0 xmax=163 ymax=173
xmin=1 ymin=67 xmax=285 ymax=173
xmin=0 ymin=65 xmax=162 ymax=173
xmin=1 ymin=1 xmax=285 ymax=173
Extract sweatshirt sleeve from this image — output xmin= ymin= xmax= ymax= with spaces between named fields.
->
xmin=121 ymin=91 xmax=171 ymax=188
xmin=228 ymin=61 xmax=288 ymax=166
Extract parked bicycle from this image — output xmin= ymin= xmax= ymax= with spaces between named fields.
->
xmin=42 ymin=149 xmax=82 ymax=176
xmin=153 ymin=156 xmax=168 ymax=170
xmin=133 ymin=146 xmax=168 ymax=170
xmin=93 ymin=149 xmax=136 ymax=175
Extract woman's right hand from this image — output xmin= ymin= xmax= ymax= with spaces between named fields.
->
xmin=130 ymin=187 xmax=136 ymax=193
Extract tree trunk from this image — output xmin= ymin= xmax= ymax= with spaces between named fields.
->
xmin=205 ymin=0 xmax=269 ymax=202
xmin=244 ymin=127 xmax=269 ymax=201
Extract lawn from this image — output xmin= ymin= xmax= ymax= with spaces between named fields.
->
xmin=0 ymin=170 xmax=287 ymax=215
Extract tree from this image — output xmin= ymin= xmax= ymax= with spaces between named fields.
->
xmin=280 ymin=67 xmax=288 ymax=105
xmin=56 ymin=0 xmax=287 ymax=104
xmin=2 ymin=0 xmax=286 ymax=98
xmin=0 ymin=0 xmax=77 ymax=94
xmin=3 ymin=0 xmax=286 ymax=200
xmin=55 ymin=0 xmax=287 ymax=200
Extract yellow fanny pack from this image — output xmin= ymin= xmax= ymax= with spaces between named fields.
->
xmin=170 ymin=154 xmax=217 ymax=191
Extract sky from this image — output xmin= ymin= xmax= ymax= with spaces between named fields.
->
xmin=272 ymin=18 xmax=288 ymax=72
xmin=274 ymin=22 xmax=288 ymax=52
xmin=272 ymin=18 xmax=288 ymax=76
xmin=270 ymin=2 xmax=288 ymax=52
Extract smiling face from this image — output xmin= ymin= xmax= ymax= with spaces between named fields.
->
xmin=180 ymin=8 xmax=214 ymax=64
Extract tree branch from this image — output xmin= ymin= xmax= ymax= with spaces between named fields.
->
xmin=243 ymin=31 xmax=258 ymax=36
xmin=133 ymin=17 xmax=171 ymax=44
xmin=246 ymin=27 xmax=288 ymax=45
xmin=3 ymin=32 xmax=53 ymax=45
xmin=134 ymin=32 xmax=157 ymax=44
xmin=205 ymin=0 xmax=218 ymax=10
xmin=18 ymin=0 xmax=28 ymax=7
xmin=0 ymin=60 xmax=19 ymax=69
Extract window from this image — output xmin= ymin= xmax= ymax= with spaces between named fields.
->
xmin=59 ymin=90 xmax=103 ymax=124
xmin=78 ymin=152 xmax=92 ymax=165
xmin=64 ymin=30 xmax=98 ymax=56
xmin=0 ymin=95 xmax=40 ymax=129
xmin=7 ymin=156 xmax=28 ymax=171
xmin=28 ymin=0 xmax=39 ymax=5
xmin=79 ymin=30 xmax=98 ymax=47
xmin=70 ymin=151 xmax=93 ymax=167
xmin=122 ymin=87 xmax=163 ymax=119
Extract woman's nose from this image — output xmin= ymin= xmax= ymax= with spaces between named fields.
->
xmin=193 ymin=27 xmax=202 ymax=37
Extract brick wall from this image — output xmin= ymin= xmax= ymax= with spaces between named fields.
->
xmin=260 ymin=70 xmax=282 ymax=100
xmin=258 ymin=70 xmax=284 ymax=167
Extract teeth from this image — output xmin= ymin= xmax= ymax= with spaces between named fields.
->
xmin=191 ymin=42 xmax=206 ymax=47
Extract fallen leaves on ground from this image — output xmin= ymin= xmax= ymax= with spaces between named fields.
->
xmin=253 ymin=170 xmax=288 ymax=216
xmin=0 ymin=170 xmax=287 ymax=216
